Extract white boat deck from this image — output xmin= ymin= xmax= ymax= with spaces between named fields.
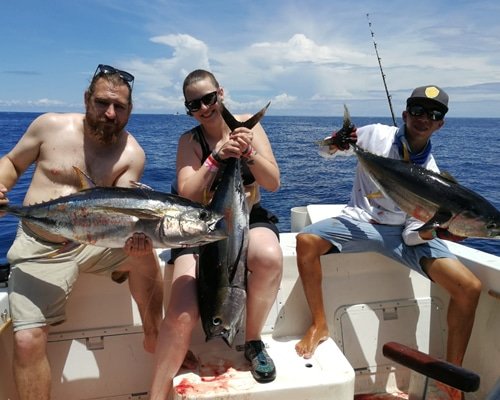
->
xmin=1 ymin=204 xmax=499 ymax=399
xmin=172 ymin=336 xmax=354 ymax=399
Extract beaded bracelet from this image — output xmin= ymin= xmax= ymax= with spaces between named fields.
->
xmin=203 ymin=153 xmax=220 ymax=173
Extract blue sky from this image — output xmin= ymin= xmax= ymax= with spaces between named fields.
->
xmin=1 ymin=0 xmax=500 ymax=117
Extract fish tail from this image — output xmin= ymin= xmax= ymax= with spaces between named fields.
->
xmin=0 ymin=204 xmax=22 ymax=217
xmin=221 ymin=102 xmax=271 ymax=131
xmin=242 ymin=102 xmax=271 ymax=129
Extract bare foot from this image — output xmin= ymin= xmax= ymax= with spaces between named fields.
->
xmin=295 ymin=324 xmax=329 ymax=359
xmin=181 ymin=350 xmax=199 ymax=370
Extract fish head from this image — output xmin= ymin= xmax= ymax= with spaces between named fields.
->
xmin=479 ymin=206 xmax=500 ymax=239
xmin=160 ymin=208 xmax=226 ymax=246
xmin=487 ymin=223 xmax=500 ymax=239
xmin=204 ymin=287 xmax=246 ymax=347
xmin=456 ymin=210 xmax=500 ymax=239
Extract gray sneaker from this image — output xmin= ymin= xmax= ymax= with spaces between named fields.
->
xmin=244 ymin=340 xmax=276 ymax=383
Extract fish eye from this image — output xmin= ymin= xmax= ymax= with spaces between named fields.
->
xmin=199 ymin=210 xmax=209 ymax=221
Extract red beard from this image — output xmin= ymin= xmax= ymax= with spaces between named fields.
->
xmin=85 ymin=113 xmax=126 ymax=145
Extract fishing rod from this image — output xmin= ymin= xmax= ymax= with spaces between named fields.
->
xmin=366 ymin=13 xmax=397 ymax=127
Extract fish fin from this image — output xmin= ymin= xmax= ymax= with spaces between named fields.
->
xmin=0 ymin=203 xmax=15 ymax=215
xmin=402 ymin=143 xmax=410 ymax=163
xmin=221 ymin=102 xmax=271 ymax=131
xmin=244 ymin=184 xmax=258 ymax=205
xmin=72 ymin=166 xmax=96 ymax=189
xmin=220 ymin=103 xmax=242 ymax=131
xmin=45 ymin=241 xmax=81 ymax=258
xmin=439 ymin=171 xmax=458 ymax=183
xmin=242 ymin=101 xmax=271 ymax=129
xmin=130 ymin=181 xmax=154 ymax=190
xmin=222 ymin=333 xmax=236 ymax=348
xmin=202 ymin=186 xmax=214 ymax=205
xmin=415 ymin=209 xmax=453 ymax=231
xmin=366 ymin=191 xmax=384 ymax=199
xmin=342 ymin=104 xmax=352 ymax=129
xmin=416 ymin=220 xmax=441 ymax=232
xmin=432 ymin=208 xmax=453 ymax=224
xmin=315 ymin=105 xmax=355 ymax=148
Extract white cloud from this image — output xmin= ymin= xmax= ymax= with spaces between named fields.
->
xmin=126 ymin=32 xmax=376 ymax=114
xmin=2 ymin=0 xmax=500 ymax=116
xmin=251 ymin=34 xmax=366 ymax=65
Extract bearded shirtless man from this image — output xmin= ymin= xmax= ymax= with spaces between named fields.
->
xmin=0 ymin=64 xmax=163 ymax=400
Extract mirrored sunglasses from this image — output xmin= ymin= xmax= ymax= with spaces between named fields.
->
xmin=408 ymin=104 xmax=444 ymax=121
xmin=93 ymin=64 xmax=135 ymax=89
xmin=184 ymin=91 xmax=218 ymax=113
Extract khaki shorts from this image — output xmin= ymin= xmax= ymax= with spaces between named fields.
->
xmin=7 ymin=223 xmax=129 ymax=332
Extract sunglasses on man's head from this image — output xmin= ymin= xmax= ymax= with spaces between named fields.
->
xmin=407 ymin=104 xmax=445 ymax=121
xmin=184 ymin=91 xmax=218 ymax=113
xmin=93 ymin=64 xmax=135 ymax=88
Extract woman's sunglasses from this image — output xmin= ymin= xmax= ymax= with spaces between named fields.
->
xmin=93 ymin=64 xmax=135 ymax=89
xmin=184 ymin=91 xmax=218 ymax=113
xmin=407 ymin=104 xmax=445 ymax=121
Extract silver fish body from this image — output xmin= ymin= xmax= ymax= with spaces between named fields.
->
xmin=2 ymin=186 xmax=225 ymax=248
xmin=198 ymin=157 xmax=249 ymax=346
xmin=197 ymin=102 xmax=270 ymax=346
xmin=353 ymin=144 xmax=500 ymax=239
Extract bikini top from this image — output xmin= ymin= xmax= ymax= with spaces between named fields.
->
xmin=192 ymin=125 xmax=256 ymax=191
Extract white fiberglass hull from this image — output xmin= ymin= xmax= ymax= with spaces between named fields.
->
xmin=1 ymin=205 xmax=499 ymax=399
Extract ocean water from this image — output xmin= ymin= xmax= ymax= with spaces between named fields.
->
xmin=0 ymin=112 xmax=498 ymax=260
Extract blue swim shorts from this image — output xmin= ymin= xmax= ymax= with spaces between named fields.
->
xmin=300 ymin=216 xmax=456 ymax=278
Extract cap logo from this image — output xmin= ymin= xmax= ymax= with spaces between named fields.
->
xmin=424 ymin=86 xmax=440 ymax=99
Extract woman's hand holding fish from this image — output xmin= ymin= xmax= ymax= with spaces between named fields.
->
xmin=230 ymin=127 xmax=255 ymax=158
xmin=214 ymin=138 xmax=241 ymax=161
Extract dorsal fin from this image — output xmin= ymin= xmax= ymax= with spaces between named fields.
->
xmin=402 ymin=142 xmax=410 ymax=163
xmin=130 ymin=181 xmax=154 ymax=190
xmin=440 ymin=171 xmax=458 ymax=183
xmin=366 ymin=190 xmax=384 ymax=199
xmin=72 ymin=166 xmax=96 ymax=190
